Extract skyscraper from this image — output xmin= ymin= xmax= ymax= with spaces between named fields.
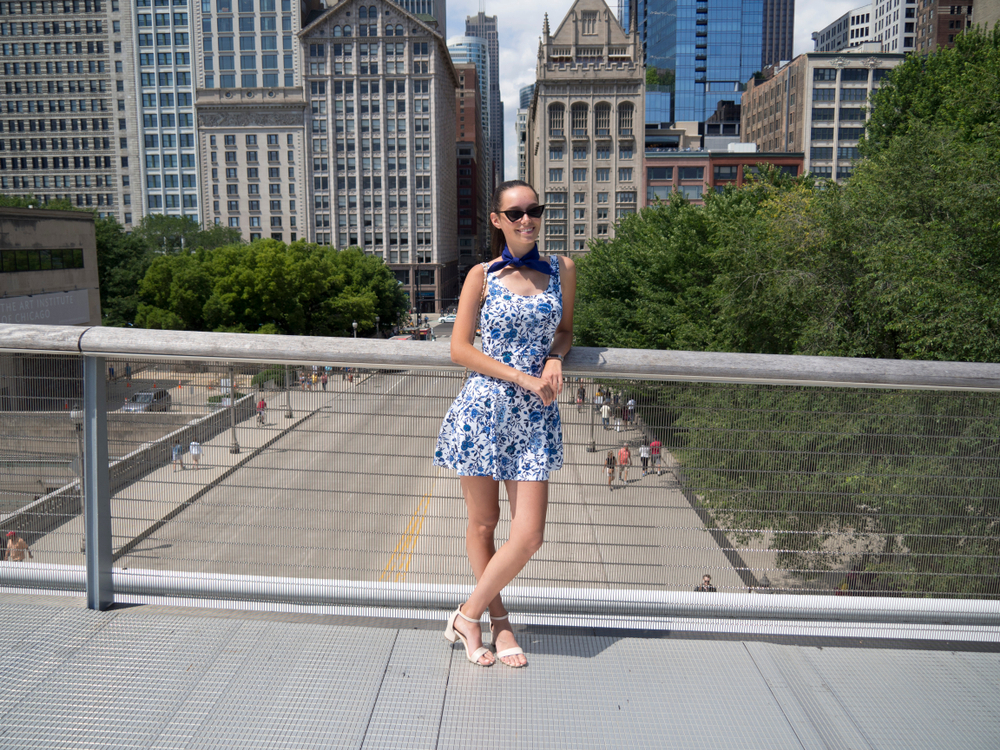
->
xmin=301 ymin=0 xmax=459 ymax=312
xmin=0 ymin=0 xmax=142 ymax=225
xmin=464 ymin=11 xmax=502 ymax=186
xmin=761 ymin=0 xmax=794 ymax=68
xmin=519 ymin=84 xmax=535 ymax=110
xmin=626 ymin=0 xmax=765 ymax=126
xmin=448 ymin=36 xmax=491 ymax=171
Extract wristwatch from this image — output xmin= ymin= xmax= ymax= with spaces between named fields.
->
xmin=545 ymin=353 xmax=564 ymax=362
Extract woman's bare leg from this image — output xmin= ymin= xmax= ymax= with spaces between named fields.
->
xmin=456 ymin=478 xmax=548 ymax=666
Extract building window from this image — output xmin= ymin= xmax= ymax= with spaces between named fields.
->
xmin=571 ymin=104 xmax=588 ymax=136
xmin=548 ymin=104 xmax=564 ymax=136
xmin=594 ymin=104 xmax=611 ymax=135
xmin=618 ymin=104 xmax=634 ymax=135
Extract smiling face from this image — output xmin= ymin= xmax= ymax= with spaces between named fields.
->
xmin=490 ymin=185 xmax=542 ymax=257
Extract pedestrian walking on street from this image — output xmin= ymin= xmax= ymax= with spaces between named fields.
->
xmin=617 ymin=443 xmax=631 ymax=484
xmin=639 ymin=441 xmax=651 ymax=476
xmin=600 ymin=402 xmax=611 ymax=430
xmin=434 ymin=180 xmax=576 ymax=669
xmin=576 ymin=385 xmax=586 ymax=412
xmin=650 ymin=438 xmax=663 ymax=475
xmin=605 ymin=450 xmax=616 ymax=490
xmin=4 ymin=530 xmax=33 ymax=562
xmin=321 ymin=373 xmax=328 ymax=390
xmin=189 ymin=440 xmax=202 ymax=469
xmin=171 ymin=439 xmax=184 ymax=471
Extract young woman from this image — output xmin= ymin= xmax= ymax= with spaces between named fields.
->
xmin=434 ymin=180 xmax=576 ymax=668
xmin=605 ymin=450 xmax=616 ymax=491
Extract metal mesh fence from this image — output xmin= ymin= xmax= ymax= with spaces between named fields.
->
xmin=3 ymin=350 xmax=999 ymax=604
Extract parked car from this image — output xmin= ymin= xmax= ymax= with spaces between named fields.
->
xmin=120 ymin=389 xmax=172 ymax=413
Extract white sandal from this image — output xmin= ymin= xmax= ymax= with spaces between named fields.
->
xmin=490 ymin=613 xmax=526 ymax=668
xmin=445 ymin=608 xmax=494 ymax=666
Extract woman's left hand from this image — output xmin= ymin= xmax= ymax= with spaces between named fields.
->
xmin=541 ymin=359 xmax=563 ymax=398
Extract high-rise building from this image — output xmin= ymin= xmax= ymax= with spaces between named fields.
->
xmin=300 ymin=0 xmax=459 ymax=313
xmin=135 ymin=0 xmax=201 ymax=224
xmin=626 ymin=0 xmax=764 ymax=127
xmin=519 ymin=83 xmax=535 ymax=110
xmin=915 ymin=2 xmax=976 ymax=53
xmin=872 ymin=0 xmax=918 ymax=52
xmin=464 ymin=11 xmax=502 ymax=187
xmin=812 ymin=5 xmax=873 ymax=52
xmin=0 ymin=0 xmax=143 ymax=226
xmin=453 ymin=62 xmax=489 ymax=269
xmin=194 ymin=0 xmax=308 ymax=241
xmin=516 ymin=108 xmax=528 ymax=182
xmin=741 ymin=51 xmax=904 ymax=182
xmin=761 ymin=0 xmax=794 ymax=68
xmin=448 ymin=36 xmax=491 ymax=171
xmin=526 ymin=0 xmax=644 ymax=256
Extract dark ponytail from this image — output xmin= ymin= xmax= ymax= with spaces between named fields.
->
xmin=488 ymin=180 xmax=539 ymax=259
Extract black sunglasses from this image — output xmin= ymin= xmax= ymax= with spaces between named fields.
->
xmin=498 ymin=205 xmax=546 ymax=222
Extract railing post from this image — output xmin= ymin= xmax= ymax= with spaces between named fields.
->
xmin=83 ymin=355 xmax=114 ymax=610
xmin=284 ymin=364 xmax=293 ymax=419
xmin=228 ymin=364 xmax=240 ymax=454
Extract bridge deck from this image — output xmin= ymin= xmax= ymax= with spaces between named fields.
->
xmin=2 ymin=592 xmax=999 ymax=750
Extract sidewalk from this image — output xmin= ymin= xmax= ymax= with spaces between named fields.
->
xmin=30 ymin=386 xmax=344 ymax=566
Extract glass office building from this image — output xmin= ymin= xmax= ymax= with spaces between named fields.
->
xmin=632 ymin=0 xmax=763 ymax=125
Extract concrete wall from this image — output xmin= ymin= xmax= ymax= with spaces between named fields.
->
xmin=0 ymin=395 xmax=254 ymax=543
xmin=0 ymin=208 xmax=102 ymax=326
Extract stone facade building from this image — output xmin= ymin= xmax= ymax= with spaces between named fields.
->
xmin=526 ymin=0 xmax=644 ymax=257
xmin=741 ymin=51 xmax=903 ymax=182
xmin=300 ymin=0 xmax=458 ymax=312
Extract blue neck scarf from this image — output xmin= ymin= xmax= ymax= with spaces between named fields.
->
xmin=487 ymin=244 xmax=552 ymax=275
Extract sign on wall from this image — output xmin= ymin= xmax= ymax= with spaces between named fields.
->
xmin=0 ymin=289 xmax=92 ymax=326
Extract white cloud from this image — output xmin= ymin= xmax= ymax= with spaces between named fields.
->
xmin=445 ymin=0 xmax=865 ymax=184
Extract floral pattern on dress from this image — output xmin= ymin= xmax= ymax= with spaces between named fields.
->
xmin=433 ymin=255 xmax=564 ymax=481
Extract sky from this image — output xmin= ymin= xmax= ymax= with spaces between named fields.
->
xmin=445 ymin=0 xmax=862 ymax=181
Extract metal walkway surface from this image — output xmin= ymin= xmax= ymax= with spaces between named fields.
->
xmin=2 ymin=594 xmax=999 ymax=750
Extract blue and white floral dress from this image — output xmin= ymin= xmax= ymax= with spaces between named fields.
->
xmin=434 ymin=255 xmax=564 ymax=481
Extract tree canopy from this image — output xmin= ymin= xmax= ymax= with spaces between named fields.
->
xmin=134 ymin=240 xmax=408 ymax=337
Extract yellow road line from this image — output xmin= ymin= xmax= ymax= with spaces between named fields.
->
xmin=381 ymin=473 xmax=438 ymax=582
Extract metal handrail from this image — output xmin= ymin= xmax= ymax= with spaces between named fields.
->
xmin=4 ymin=323 xmax=1000 ymax=391
xmin=3 ymin=323 xmax=1000 ymax=628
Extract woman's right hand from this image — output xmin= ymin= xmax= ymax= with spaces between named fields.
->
xmin=518 ymin=373 xmax=556 ymax=406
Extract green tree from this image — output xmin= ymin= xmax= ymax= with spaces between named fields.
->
xmin=575 ymin=194 xmax=715 ymax=351
xmin=0 ymin=193 xmax=79 ymax=211
xmin=135 ymin=240 xmax=408 ymax=337
xmin=862 ymin=24 xmax=1000 ymax=156
xmin=95 ymin=216 xmax=154 ymax=327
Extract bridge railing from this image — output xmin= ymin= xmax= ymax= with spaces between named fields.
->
xmin=2 ymin=323 xmax=999 ymax=629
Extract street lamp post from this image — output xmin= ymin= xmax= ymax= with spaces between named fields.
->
xmin=352 ymin=320 xmax=358 ymax=338
xmin=586 ymin=383 xmax=597 ymax=452
xmin=228 ymin=365 xmax=240 ymax=454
